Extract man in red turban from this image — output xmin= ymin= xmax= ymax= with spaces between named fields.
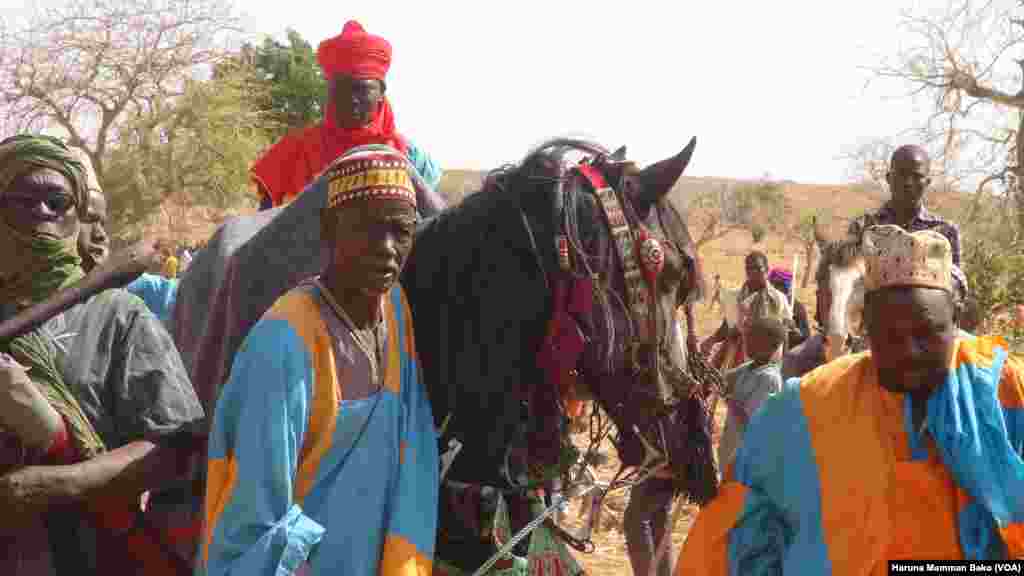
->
xmin=250 ymin=20 xmax=444 ymax=211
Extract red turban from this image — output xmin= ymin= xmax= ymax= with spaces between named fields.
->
xmin=317 ymin=20 xmax=392 ymax=80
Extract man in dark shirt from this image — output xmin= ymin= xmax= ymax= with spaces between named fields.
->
xmin=847 ymin=144 xmax=961 ymax=265
xmin=0 ymin=135 xmax=204 ymax=574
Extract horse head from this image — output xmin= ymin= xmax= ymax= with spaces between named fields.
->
xmin=817 ymin=231 xmax=868 ymax=363
xmin=510 ymin=137 xmax=716 ymax=502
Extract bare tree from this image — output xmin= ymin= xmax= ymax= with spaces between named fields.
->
xmin=101 ymin=64 xmax=273 ymax=240
xmin=0 ymin=0 xmax=242 ymax=183
xmin=865 ymin=0 xmax=1024 ymax=228
xmin=837 ymin=138 xmax=896 ymax=197
xmin=683 ymin=181 xmax=785 ymax=248
xmin=684 ymin=183 xmax=746 ymax=248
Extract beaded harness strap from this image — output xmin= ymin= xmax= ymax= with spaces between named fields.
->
xmin=573 ymin=162 xmax=666 ymax=369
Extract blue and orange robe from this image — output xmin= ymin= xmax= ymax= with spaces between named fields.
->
xmin=677 ymin=335 xmax=1024 ymax=575
xmin=197 ymin=283 xmax=439 ymax=575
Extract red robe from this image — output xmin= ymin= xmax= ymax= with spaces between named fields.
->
xmin=250 ymin=98 xmax=408 ymax=207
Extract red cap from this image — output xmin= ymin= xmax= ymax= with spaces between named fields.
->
xmin=316 ymin=20 xmax=392 ymax=80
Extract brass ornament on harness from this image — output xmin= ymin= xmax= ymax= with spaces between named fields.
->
xmin=573 ymin=161 xmax=686 ymax=411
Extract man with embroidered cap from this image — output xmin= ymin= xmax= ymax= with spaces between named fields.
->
xmin=848 ymin=144 xmax=962 ymax=265
xmin=251 ymin=20 xmax=444 ymax=212
xmin=676 ymin=224 xmax=1024 ymax=574
xmin=198 ymin=145 xmax=439 ymax=576
xmin=0 ymin=134 xmax=204 ymax=574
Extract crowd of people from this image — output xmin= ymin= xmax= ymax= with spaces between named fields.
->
xmin=0 ymin=16 xmax=1021 ymax=576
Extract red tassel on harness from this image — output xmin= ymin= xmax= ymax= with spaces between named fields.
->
xmin=537 ymin=276 xmax=593 ymax=417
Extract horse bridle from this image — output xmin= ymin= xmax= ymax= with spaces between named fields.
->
xmin=535 ymin=148 xmax=694 ymax=476
xmin=571 ymin=159 xmax=674 ymax=397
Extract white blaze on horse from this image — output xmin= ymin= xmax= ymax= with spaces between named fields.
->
xmin=781 ymin=228 xmax=868 ymax=381
xmin=819 ymin=236 xmax=868 ymax=364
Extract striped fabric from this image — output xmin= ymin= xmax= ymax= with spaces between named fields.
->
xmin=677 ymin=335 xmax=1024 ymax=575
xmin=197 ymin=284 xmax=438 ymax=575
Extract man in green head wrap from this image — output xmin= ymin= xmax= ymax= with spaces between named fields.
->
xmin=0 ymin=134 xmax=205 ymax=574
xmin=0 ymin=134 xmax=89 ymax=307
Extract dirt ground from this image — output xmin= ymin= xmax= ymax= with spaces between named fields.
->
xmin=557 ymin=403 xmax=728 ymax=575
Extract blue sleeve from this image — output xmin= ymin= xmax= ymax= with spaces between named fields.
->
xmin=728 ymin=488 xmax=789 ymax=576
xmin=200 ymin=318 xmax=325 ymax=576
xmin=125 ymin=274 xmax=156 ymax=302
xmin=729 ymin=388 xmax=830 ymax=574
xmin=406 ymin=139 xmax=443 ymax=191
xmin=125 ymin=274 xmax=179 ymax=324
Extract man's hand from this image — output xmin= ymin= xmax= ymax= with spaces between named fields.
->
xmin=0 ymin=464 xmax=76 ymax=529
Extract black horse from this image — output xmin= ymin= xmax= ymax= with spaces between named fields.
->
xmin=172 ymin=137 xmax=715 ymax=573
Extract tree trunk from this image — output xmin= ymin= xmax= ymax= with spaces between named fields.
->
xmin=1016 ymin=110 xmax=1024 ymax=233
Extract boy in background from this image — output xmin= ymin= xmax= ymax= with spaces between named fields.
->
xmin=716 ymin=316 xmax=786 ymax=476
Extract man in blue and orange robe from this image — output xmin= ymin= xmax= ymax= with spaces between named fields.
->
xmin=251 ymin=20 xmax=443 ymax=211
xmin=197 ymin=147 xmax=438 ymax=575
xmin=677 ymin=224 xmax=1024 ymax=575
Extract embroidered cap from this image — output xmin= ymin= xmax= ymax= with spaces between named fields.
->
xmin=325 ymin=147 xmax=417 ymax=211
xmin=862 ymin=224 xmax=953 ymax=293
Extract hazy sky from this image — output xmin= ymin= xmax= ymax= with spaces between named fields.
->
xmin=1 ymin=0 xmax=938 ymax=184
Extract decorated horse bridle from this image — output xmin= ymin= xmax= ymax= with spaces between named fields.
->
xmin=535 ymin=150 xmax=692 ymax=478
xmin=468 ymin=144 xmax=721 ymax=565
xmin=572 ymin=160 xmax=670 ymax=397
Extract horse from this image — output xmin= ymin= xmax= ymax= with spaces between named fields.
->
xmin=171 ymin=137 xmax=716 ymax=574
xmin=781 ymin=232 xmax=866 ymax=380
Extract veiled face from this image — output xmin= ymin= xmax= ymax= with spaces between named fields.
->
xmin=0 ymin=167 xmax=79 ymax=239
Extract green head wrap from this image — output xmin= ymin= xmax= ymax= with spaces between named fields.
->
xmin=0 ymin=134 xmax=88 ymax=308
xmin=0 ymin=134 xmax=89 ymax=209
xmin=0 ymin=136 xmax=105 ymax=460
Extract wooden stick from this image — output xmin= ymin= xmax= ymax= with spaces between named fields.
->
xmin=0 ymin=240 xmax=160 ymax=341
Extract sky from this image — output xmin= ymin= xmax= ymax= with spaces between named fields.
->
xmin=0 ymin=0 xmax=947 ymax=185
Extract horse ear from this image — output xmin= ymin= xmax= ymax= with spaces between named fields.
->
xmin=611 ymin=145 xmax=627 ymax=161
xmin=634 ymin=137 xmax=696 ymax=211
